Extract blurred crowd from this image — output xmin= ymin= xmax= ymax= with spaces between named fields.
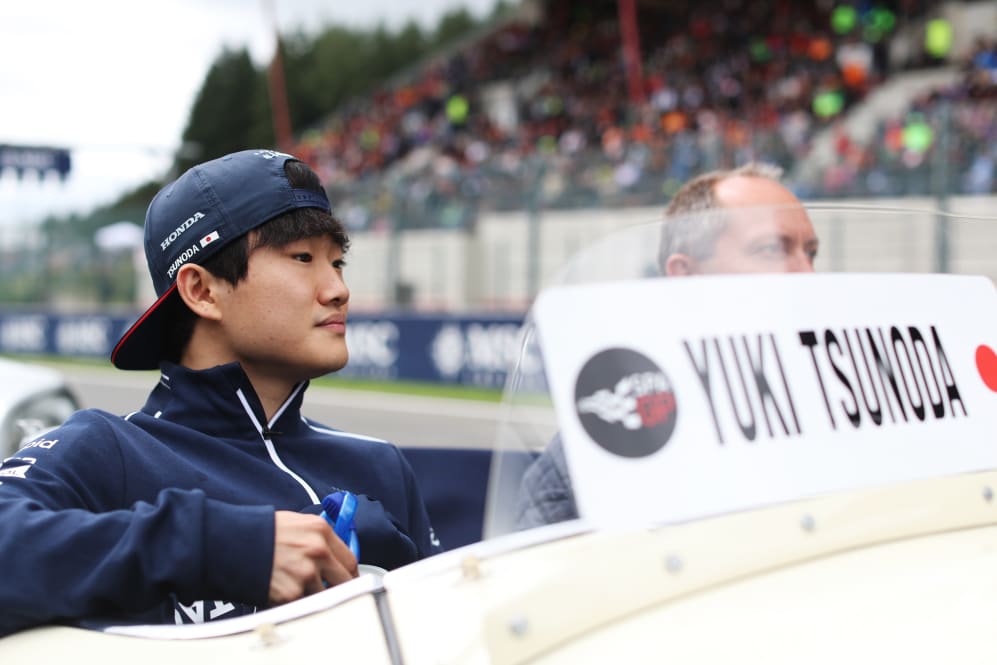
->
xmin=812 ymin=34 xmax=996 ymax=197
xmin=290 ymin=0 xmax=997 ymax=231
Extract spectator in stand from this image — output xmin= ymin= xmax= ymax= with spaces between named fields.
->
xmin=966 ymin=35 xmax=997 ymax=98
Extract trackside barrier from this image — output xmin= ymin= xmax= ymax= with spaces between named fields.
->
xmin=0 ymin=310 xmax=527 ymax=388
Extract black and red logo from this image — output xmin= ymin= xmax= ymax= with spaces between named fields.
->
xmin=574 ymin=348 xmax=678 ymax=458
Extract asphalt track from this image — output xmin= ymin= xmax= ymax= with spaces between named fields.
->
xmin=56 ymin=365 xmax=521 ymax=449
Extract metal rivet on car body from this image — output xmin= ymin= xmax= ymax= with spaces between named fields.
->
xmin=664 ymin=554 xmax=683 ymax=574
xmin=984 ymin=486 xmax=994 ymax=502
xmin=508 ymin=615 xmax=529 ymax=637
xmin=800 ymin=514 xmax=816 ymax=533
xmin=253 ymin=623 xmax=283 ymax=648
xmin=461 ymin=555 xmax=481 ymax=581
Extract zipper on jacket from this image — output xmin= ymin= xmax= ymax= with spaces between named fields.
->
xmin=235 ymin=386 xmax=320 ymax=505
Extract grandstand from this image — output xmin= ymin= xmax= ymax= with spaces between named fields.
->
xmin=284 ymin=0 xmax=996 ymax=311
xmin=293 ymin=0 xmax=994 ymax=209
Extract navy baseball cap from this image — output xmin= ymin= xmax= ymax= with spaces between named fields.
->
xmin=111 ymin=149 xmax=331 ymax=370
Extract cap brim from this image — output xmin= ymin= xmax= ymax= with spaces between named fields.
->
xmin=110 ymin=284 xmax=179 ymax=370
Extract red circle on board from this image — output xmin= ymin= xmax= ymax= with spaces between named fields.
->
xmin=976 ymin=345 xmax=997 ymax=393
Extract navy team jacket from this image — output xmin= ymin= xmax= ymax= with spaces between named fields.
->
xmin=0 ymin=361 xmax=441 ymax=636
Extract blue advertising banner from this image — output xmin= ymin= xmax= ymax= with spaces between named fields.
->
xmin=0 ymin=310 xmax=529 ymax=388
xmin=340 ymin=312 xmax=528 ymax=388
xmin=0 ymin=144 xmax=72 ymax=179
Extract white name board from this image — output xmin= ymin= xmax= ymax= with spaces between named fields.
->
xmin=533 ymin=273 xmax=997 ymax=526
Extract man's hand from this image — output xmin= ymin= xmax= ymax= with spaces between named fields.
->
xmin=269 ymin=511 xmax=358 ymax=605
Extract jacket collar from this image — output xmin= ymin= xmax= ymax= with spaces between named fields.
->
xmin=142 ymin=361 xmax=309 ymax=438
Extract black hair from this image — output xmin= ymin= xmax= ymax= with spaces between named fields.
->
xmin=162 ymin=159 xmax=349 ymax=364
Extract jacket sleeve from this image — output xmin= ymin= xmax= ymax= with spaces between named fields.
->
xmin=341 ymin=444 xmax=442 ymax=570
xmin=393 ymin=444 xmax=443 ymax=559
xmin=0 ymin=412 xmax=274 ymax=637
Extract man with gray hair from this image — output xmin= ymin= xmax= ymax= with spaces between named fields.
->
xmin=515 ymin=162 xmax=819 ymax=528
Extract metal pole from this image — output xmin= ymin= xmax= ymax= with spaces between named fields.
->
xmin=933 ymin=99 xmax=951 ymax=274
xmin=617 ymin=0 xmax=646 ymax=106
xmin=264 ymin=0 xmax=294 ymax=152
xmin=526 ymin=158 xmax=546 ymax=300
xmin=387 ymin=183 xmax=403 ymax=308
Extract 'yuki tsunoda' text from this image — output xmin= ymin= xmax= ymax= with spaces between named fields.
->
xmin=682 ymin=325 xmax=965 ymax=445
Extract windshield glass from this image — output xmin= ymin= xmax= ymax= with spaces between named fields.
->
xmin=484 ymin=203 xmax=997 ymax=540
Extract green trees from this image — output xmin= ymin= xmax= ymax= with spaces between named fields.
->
xmin=177 ymin=48 xmax=266 ymax=176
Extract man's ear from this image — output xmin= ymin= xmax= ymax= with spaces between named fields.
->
xmin=664 ymin=253 xmax=697 ymax=277
xmin=175 ymin=264 xmax=224 ymax=321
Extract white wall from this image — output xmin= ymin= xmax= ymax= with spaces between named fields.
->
xmin=346 ymin=196 xmax=997 ymax=312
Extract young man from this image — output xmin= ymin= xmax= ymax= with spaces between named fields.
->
xmin=0 ymin=149 xmax=440 ymax=636
xmin=514 ymin=162 xmax=819 ymax=528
